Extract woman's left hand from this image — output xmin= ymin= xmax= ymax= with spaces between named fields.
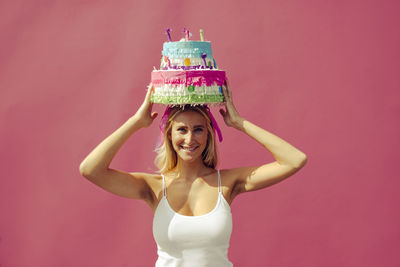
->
xmin=219 ymin=79 xmax=244 ymax=129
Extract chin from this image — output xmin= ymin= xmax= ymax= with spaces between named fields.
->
xmin=178 ymin=153 xmax=201 ymax=162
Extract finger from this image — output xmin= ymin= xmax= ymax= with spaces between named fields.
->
xmin=151 ymin=112 xmax=158 ymax=120
xmin=221 ymin=82 xmax=230 ymax=98
xmin=224 ymin=78 xmax=229 ymax=87
xmin=144 ymin=83 xmax=154 ymax=106
xmin=224 ymin=78 xmax=231 ymax=95
xmin=145 ymin=83 xmax=153 ymax=98
xmin=222 ymin=83 xmax=232 ymax=102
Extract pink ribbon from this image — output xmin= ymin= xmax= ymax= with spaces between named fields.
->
xmin=159 ymin=106 xmax=172 ymax=134
xmin=204 ymin=105 xmax=223 ymax=142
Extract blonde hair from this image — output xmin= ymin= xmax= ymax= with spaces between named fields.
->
xmin=154 ymin=105 xmax=218 ymax=173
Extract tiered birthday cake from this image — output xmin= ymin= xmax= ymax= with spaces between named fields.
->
xmin=150 ymin=29 xmax=227 ymax=105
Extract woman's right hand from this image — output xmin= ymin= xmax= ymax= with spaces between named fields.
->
xmin=133 ymin=83 xmax=158 ymax=128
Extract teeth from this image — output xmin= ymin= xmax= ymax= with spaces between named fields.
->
xmin=181 ymin=146 xmax=197 ymax=151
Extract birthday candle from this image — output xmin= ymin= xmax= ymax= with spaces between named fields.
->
xmin=200 ymin=29 xmax=204 ymax=41
xmin=166 ymin=28 xmax=172 ymax=42
xmin=201 ymin=53 xmax=207 ymax=67
xmin=183 ymin=28 xmax=187 ymax=41
xmin=186 ymin=29 xmax=190 ymax=41
xmin=167 ymin=57 xmax=171 ymax=68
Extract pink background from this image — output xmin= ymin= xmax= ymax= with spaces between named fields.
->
xmin=1 ymin=0 xmax=399 ymax=266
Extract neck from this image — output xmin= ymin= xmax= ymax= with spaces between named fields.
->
xmin=171 ymin=158 xmax=209 ymax=181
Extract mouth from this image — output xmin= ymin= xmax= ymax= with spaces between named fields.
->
xmin=180 ymin=145 xmax=199 ymax=152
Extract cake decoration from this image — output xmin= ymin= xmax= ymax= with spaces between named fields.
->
xmin=200 ymin=29 xmax=204 ymax=41
xmin=150 ymin=28 xmax=227 ymax=106
xmin=166 ymin=28 xmax=172 ymax=42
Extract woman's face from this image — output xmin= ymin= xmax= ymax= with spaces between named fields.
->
xmin=169 ymin=110 xmax=208 ymax=163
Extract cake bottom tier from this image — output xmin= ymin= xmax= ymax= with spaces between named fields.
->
xmin=150 ymin=84 xmax=225 ymax=105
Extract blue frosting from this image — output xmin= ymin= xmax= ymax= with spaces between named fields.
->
xmin=162 ymin=41 xmax=214 ymax=58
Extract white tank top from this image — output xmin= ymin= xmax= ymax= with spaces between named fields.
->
xmin=152 ymin=170 xmax=233 ymax=267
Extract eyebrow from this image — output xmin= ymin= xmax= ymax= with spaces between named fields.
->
xmin=176 ymin=125 xmax=205 ymax=128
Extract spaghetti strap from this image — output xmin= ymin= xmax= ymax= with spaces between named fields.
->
xmin=161 ymin=174 xmax=167 ymax=197
xmin=217 ymin=170 xmax=222 ymax=193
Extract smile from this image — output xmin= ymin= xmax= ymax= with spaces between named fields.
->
xmin=180 ymin=145 xmax=199 ymax=152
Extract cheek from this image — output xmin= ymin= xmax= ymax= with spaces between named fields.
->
xmin=198 ymin=131 xmax=209 ymax=144
xmin=171 ymin=132 xmax=184 ymax=144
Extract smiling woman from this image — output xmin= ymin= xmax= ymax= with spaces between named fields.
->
xmin=79 ymin=80 xmax=307 ymax=267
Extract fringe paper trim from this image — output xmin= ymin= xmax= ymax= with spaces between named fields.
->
xmin=150 ymin=94 xmax=225 ymax=105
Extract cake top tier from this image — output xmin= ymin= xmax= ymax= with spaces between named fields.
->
xmin=162 ymin=41 xmax=213 ymax=58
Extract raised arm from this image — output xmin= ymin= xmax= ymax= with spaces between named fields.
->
xmin=79 ymin=84 xmax=158 ymax=201
xmin=219 ymin=80 xmax=307 ymax=196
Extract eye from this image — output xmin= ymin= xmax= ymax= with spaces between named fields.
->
xmin=194 ymin=127 xmax=204 ymax=132
xmin=177 ymin=127 xmax=187 ymax=133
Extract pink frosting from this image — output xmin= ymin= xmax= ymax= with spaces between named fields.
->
xmin=151 ymin=70 xmax=226 ymax=87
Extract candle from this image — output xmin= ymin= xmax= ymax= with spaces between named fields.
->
xmin=166 ymin=28 xmax=172 ymax=42
xmin=200 ymin=29 xmax=204 ymax=41
xmin=186 ymin=29 xmax=190 ymax=41
xmin=167 ymin=57 xmax=172 ymax=68
xmin=183 ymin=28 xmax=187 ymax=41
xmin=201 ymin=53 xmax=207 ymax=67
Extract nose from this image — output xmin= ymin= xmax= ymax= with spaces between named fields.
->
xmin=185 ymin=130 xmax=195 ymax=143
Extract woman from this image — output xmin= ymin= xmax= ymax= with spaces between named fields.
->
xmin=79 ymin=81 xmax=307 ymax=266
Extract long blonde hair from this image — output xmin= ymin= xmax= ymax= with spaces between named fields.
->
xmin=154 ymin=105 xmax=218 ymax=173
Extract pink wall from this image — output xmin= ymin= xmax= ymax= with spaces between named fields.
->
xmin=1 ymin=0 xmax=399 ymax=266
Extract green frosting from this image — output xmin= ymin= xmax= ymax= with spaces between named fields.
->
xmin=151 ymin=94 xmax=225 ymax=104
